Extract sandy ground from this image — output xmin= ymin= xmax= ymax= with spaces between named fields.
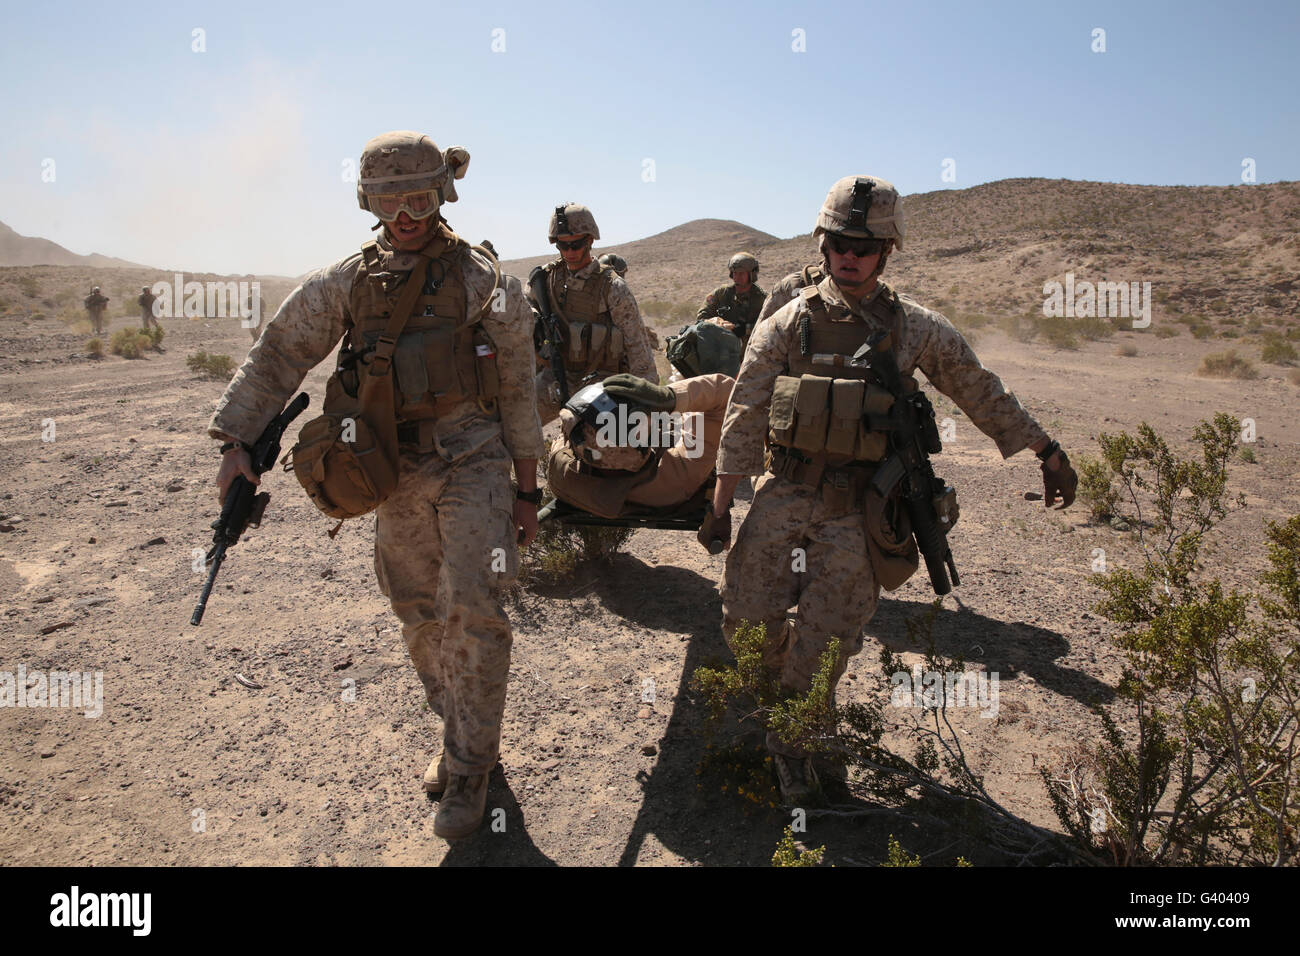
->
xmin=1 ymin=310 xmax=1297 ymax=866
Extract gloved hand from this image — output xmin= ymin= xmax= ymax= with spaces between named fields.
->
xmin=1042 ymin=450 xmax=1078 ymax=509
xmin=602 ymin=373 xmax=676 ymax=412
xmin=697 ymin=501 xmax=731 ymax=554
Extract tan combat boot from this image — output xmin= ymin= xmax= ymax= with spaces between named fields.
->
xmin=434 ymin=773 xmax=489 ymax=840
xmin=423 ymin=754 xmax=447 ymax=795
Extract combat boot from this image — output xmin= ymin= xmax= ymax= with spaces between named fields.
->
xmin=433 ymin=773 xmax=488 ymax=840
xmin=772 ymin=753 xmax=822 ymax=806
xmin=422 ymin=754 xmax=447 ymax=795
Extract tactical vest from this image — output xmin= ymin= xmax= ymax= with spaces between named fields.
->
xmin=344 ymin=231 xmax=499 ymax=429
xmin=545 ymin=260 xmax=624 ymax=377
xmin=767 ymin=281 xmax=911 ymax=469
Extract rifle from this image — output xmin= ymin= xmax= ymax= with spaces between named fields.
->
xmin=854 ymin=332 xmax=960 ymax=595
xmin=528 ymin=266 xmax=570 ymax=404
xmin=190 ymin=392 xmax=310 ymax=625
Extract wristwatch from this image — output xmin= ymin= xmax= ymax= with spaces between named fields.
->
xmin=1036 ymin=439 xmax=1061 ymax=464
xmin=515 ymin=488 xmax=544 ymax=505
xmin=220 ymin=441 xmax=249 ymax=455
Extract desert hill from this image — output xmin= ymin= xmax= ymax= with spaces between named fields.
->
xmin=496 ymin=179 xmax=1300 ymax=328
xmin=0 ymin=220 xmax=150 ymax=270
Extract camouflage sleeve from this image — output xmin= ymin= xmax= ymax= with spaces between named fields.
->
xmin=696 ymin=285 xmax=729 ymax=321
xmin=904 ymin=304 xmax=1048 ymax=458
xmin=754 ymin=274 xmax=800 ymax=326
xmin=607 ymin=275 xmax=658 ymax=382
xmin=474 ymin=264 xmax=547 ymax=461
xmin=207 ymin=256 xmax=357 ymax=444
xmin=715 ymin=303 xmax=796 ymax=475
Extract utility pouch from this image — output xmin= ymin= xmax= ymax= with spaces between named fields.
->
xmin=566 ymin=321 xmax=589 ymax=364
xmin=826 ymin=379 xmax=864 ymax=457
xmin=474 ymin=328 xmax=500 ymax=401
xmin=792 ymin=375 xmax=832 ymax=454
xmin=857 ymin=383 xmax=894 ymax=461
xmin=768 ymin=375 xmax=800 ymax=447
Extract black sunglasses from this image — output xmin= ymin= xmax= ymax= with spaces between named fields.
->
xmin=555 ymin=237 xmax=590 ymax=252
xmin=826 ymin=234 xmax=887 ymax=257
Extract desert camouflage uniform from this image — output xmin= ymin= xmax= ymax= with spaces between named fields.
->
xmin=209 ymin=231 xmax=545 ymax=777
xmin=697 ymin=282 xmax=768 ymax=343
xmin=138 ymin=290 xmax=159 ymax=330
xmin=753 ymin=266 xmax=821 ymax=328
xmin=84 ymin=291 xmax=109 ymax=335
xmin=717 ymin=274 xmax=1048 ymax=758
xmin=529 ymin=258 xmax=658 ymax=424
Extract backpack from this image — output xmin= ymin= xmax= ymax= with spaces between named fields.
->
xmin=665 ymin=320 xmax=743 ymax=378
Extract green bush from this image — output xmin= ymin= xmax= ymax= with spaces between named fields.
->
xmin=1038 ymin=319 xmax=1079 ymax=350
xmin=85 ymin=338 xmax=104 ymax=358
xmin=1044 ymin=416 xmax=1300 ymax=865
xmin=1074 ymin=317 xmax=1114 ymax=341
xmin=1115 ymin=343 xmax=1138 ymax=357
xmin=141 ymin=325 xmax=165 ymax=350
xmin=1190 ymin=324 xmax=1212 ymax=340
xmin=1261 ymin=338 xmax=1298 ymax=365
xmin=1154 ymin=325 xmax=1179 ymax=338
xmin=110 ymin=328 xmax=145 ymax=359
xmin=185 ymin=349 xmax=235 ymax=378
xmin=1076 ymin=454 xmax=1120 ymax=522
xmin=1198 ymin=350 xmax=1257 ymax=380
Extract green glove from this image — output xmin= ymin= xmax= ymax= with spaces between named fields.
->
xmin=601 ymin=373 xmax=676 ymax=412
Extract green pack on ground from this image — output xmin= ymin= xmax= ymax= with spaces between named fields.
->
xmin=665 ymin=320 xmax=743 ymax=378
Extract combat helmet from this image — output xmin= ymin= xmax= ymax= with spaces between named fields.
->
xmin=727 ymin=252 xmax=759 ymax=278
xmin=598 ymin=253 xmax=627 ymax=277
xmin=356 ymin=131 xmax=469 ymax=221
xmin=561 ymin=382 xmax=654 ymax=473
xmin=549 ymin=203 xmax=600 ymax=242
xmin=815 ymin=176 xmax=905 ymax=251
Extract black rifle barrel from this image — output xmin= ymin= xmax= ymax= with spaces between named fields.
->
xmin=528 ymin=266 xmax=570 ymax=404
xmin=189 ymin=392 xmax=309 ymax=626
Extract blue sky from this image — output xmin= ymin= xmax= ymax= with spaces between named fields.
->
xmin=1 ymin=0 xmax=1296 ymax=276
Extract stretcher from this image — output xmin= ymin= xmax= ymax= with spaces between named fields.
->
xmin=537 ymin=479 xmax=713 ymax=531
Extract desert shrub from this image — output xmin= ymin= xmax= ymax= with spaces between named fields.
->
xmin=1261 ymin=338 xmax=1298 ymax=365
xmin=1075 ymin=454 xmax=1121 ymax=522
xmin=31 ymin=311 xmax=46 ymax=321
xmin=1190 ymin=324 xmax=1212 ymax=340
xmin=1154 ymin=325 xmax=1179 ymax=338
xmin=1115 ymin=343 xmax=1138 ymax=357
xmin=1198 ymin=350 xmax=1257 ymax=379
xmin=998 ymin=314 xmax=1038 ymax=343
xmin=1074 ymin=316 xmax=1114 ymax=341
xmin=519 ymin=495 xmax=636 ymax=585
xmin=1217 ymin=328 xmax=1240 ymax=339
xmin=141 ymin=325 xmax=164 ymax=350
xmin=110 ymin=328 xmax=145 ymax=358
xmin=185 ymin=349 xmax=235 ymax=378
xmin=1043 ymin=416 xmax=1300 ymax=865
xmin=772 ymin=827 xmax=826 ymax=867
xmin=1038 ymin=319 xmax=1079 ymax=350
xmin=1208 ymin=298 xmax=1229 ymax=313
xmin=881 ymin=835 xmax=922 ymax=867
xmin=670 ymin=302 xmax=696 ymax=323
xmin=85 ymin=338 xmax=104 ymax=358
xmin=1239 ymin=447 xmax=1257 ymax=463
xmin=959 ymin=313 xmax=992 ymax=329
xmin=18 ymin=276 xmax=39 ymax=297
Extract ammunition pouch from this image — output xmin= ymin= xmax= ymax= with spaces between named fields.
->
xmin=767 ymin=373 xmax=895 ymax=463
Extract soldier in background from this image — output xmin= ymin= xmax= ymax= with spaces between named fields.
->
xmin=138 ymin=286 xmax=159 ymax=330
xmin=209 ymin=131 xmax=545 ymax=840
xmin=696 ymin=252 xmax=767 ymax=344
xmin=527 ymin=203 xmax=657 ymax=424
xmin=84 ymin=286 xmax=109 ymax=335
xmin=705 ymin=176 xmax=1079 ymax=804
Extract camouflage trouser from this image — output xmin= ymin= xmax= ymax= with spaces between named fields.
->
xmin=140 ymin=308 xmax=159 ymax=330
xmin=374 ymin=437 xmax=520 ymax=777
xmin=721 ymin=472 xmax=880 ymax=758
xmin=89 ymin=311 xmax=105 ymax=334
